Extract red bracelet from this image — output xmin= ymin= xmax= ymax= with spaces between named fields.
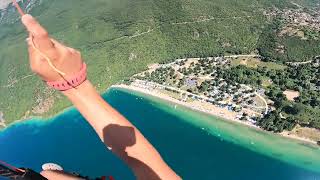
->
xmin=47 ymin=63 xmax=87 ymax=91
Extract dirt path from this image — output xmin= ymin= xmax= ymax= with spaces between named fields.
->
xmin=109 ymin=16 xmax=255 ymax=42
xmin=129 ymin=28 xmax=155 ymax=39
xmin=254 ymin=92 xmax=268 ymax=115
xmin=172 ymin=16 xmax=252 ymax=25
xmin=1 ymin=74 xmax=35 ymax=88
xmin=286 ymin=60 xmax=313 ymax=66
xmin=224 ymin=54 xmax=260 ymax=58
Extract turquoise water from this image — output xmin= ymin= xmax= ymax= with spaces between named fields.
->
xmin=0 ymin=89 xmax=320 ymax=180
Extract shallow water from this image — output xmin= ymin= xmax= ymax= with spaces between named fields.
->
xmin=0 ymin=88 xmax=319 ymax=179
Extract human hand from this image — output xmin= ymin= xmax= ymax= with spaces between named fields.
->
xmin=22 ymin=14 xmax=83 ymax=82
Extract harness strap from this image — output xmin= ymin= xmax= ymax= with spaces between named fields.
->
xmin=0 ymin=164 xmax=23 ymax=179
xmin=0 ymin=160 xmax=24 ymax=173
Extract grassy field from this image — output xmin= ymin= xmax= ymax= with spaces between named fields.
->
xmin=230 ymin=57 xmax=287 ymax=70
xmin=0 ymin=0 xmax=317 ymax=125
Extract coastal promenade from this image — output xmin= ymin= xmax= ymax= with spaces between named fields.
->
xmin=113 ymin=81 xmax=255 ymax=127
xmin=112 ymin=81 xmax=317 ymax=145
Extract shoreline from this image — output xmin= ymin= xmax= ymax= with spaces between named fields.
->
xmin=1 ymin=83 xmax=317 ymax=145
xmin=0 ymin=105 xmax=76 ymax=132
xmin=111 ymin=84 xmax=318 ymax=145
xmin=111 ymin=85 xmax=258 ymax=128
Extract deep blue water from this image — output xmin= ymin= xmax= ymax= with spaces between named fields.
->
xmin=0 ymin=89 xmax=320 ymax=180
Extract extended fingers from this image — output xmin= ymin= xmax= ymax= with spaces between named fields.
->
xmin=51 ymin=38 xmax=81 ymax=57
xmin=13 ymin=0 xmax=25 ymax=16
xmin=21 ymin=14 xmax=54 ymax=51
xmin=27 ymin=43 xmax=40 ymax=73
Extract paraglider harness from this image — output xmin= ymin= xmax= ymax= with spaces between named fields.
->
xmin=0 ymin=161 xmax=114 ymax=180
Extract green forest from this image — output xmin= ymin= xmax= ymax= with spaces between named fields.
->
xmin=257 ymin=17 xmax=320 ymax=63
xmin=217 ymin=60 xmax=320 ymax=132
xmin=0 ymin=0 xmax=319 ymax=126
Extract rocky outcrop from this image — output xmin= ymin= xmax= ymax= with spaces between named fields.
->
xmin=0 ymin=111 xmax=4 ymax=122
xmin=0 ymin=111 xmax=5 ymax=127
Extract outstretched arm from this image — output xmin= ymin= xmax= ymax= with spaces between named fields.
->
xmin=63 ymin=81 xmax=179 ymax=180
xmin=21 ymin=14 xmax=180 ymax=180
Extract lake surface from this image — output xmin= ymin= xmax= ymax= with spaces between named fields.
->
xmin=0 ymin=88 xmax=319 ymax=180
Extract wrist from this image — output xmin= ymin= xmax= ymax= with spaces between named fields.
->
xmin=62 ymin=80 xmax=92 ymax=97
xmin=46 ymin=63 xmax=87 ymax=91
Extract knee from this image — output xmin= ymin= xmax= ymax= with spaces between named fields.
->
xmin=40 ymin=170 xmax=84 ymax=180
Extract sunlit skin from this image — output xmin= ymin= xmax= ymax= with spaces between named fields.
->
xmin=20 ymin=14 xmax=181 ymax=180
xmin=12 ymin=0 xmax=25 ymax=16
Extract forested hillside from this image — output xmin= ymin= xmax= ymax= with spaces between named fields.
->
xmin=0 ymin=0 xmax=318 ymax=125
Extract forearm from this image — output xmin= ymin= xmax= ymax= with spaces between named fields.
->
xmin=18 ymin=13 xmax=179 ymax=179
xmin=63 ymin=80 xmax=130 ymax=138
xmin=63 ymin=80 xmax=180 ymax=179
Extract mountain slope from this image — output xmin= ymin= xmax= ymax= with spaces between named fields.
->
xmin=0 ymin=0 xmax=317 ymax=125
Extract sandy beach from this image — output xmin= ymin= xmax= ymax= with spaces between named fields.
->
xmin=112 ymin=84 xmax=318 ymax=145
